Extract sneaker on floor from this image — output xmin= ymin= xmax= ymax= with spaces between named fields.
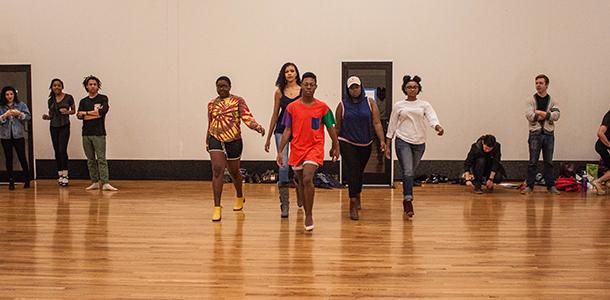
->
xmin=102 ymin=183 xmax=119 ymax=191
xmin=520 ymin=187 xmax=533 ymax=194
xmin=547 ymin=186 xmax=560 ymax=195
xmin=86 ymin=182 xmax=100 ymax=190
xmin=473 ymin=185 xmax=483 ymax=194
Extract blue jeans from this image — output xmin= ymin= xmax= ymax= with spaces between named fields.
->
xmin=395 ymin=138 xmax=425 ymax=201
xmin=527 ymin=133 xmax=555 ymax=188
xmin=274 ymin=133 xmax=290 ymax=183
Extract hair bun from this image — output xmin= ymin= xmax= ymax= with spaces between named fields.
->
xmin=412 ymin=75 xmax=421 ymax=83
xmin=403 ymin=75 xmax=411 ymax=83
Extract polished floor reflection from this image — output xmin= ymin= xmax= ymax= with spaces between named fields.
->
xmin=1 ymin=181 xmax=609 ymax=299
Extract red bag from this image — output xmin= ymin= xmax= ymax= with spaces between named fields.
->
xmin=555 ymin=176 xmax=580 ymax=192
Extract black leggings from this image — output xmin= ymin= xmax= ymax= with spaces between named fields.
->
xmin=1 ymin=138 xmax=30 ymax=181
xmin=50 ymin=125 xmax=70 ymax=171
xmin=596 ymin=140 xmax=610 ymax=167
xmin=340 ymin=141 xmax=372 ymax=198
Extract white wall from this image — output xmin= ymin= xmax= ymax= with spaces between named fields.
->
xmin=1 ymin=0 xmax=609 ymax=161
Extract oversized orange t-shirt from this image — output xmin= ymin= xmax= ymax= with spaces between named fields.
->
xmin=282 ymin=98 xmax=335 ymax=166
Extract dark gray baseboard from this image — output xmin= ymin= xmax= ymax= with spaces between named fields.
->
xmin=34 ymin=159 xmax=600 ymax=181
xmin=34 ymin=159 xmax=340 ymax=180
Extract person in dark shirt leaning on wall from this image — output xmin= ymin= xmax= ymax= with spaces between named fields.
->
xmin=463 ymin=134 xmax=506 ymax=194
xmin=76 ymin=75 xmax=118 ymax=191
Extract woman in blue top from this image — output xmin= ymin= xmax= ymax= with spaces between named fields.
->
xmin=0 ymin=86 xmax=32 ymax=190
xmin=264 ymin=62 xmax=302 ymax=218
xmin=335 ymin=76 xmax=386 ymax=220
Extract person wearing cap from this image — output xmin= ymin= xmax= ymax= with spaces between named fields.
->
xmin=462 ymin=134 xmax=506 ymax=194
xmin=385 ymin=75 xmax=444 ymax=217
xmin=335 ymin=76 xmax=386 ymax=220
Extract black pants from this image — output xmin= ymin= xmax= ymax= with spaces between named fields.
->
xmin=50 ymin=125 xmax=70 ymax=171
xmin=471 ymin=157 xmax=504 ymax=187
xmin=1 ymin=138 xmax=30 ymax=181
xmin=340 ymin=141 xmax=372 ymax=198
xmin=596 ymin=140 xmax=610 ymax=167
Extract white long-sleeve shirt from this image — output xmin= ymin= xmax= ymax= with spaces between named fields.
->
xmin=386 ymin=99 xmax=441 ymax=145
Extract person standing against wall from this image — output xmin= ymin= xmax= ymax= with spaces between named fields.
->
xmin=0 ymin=86 xmax=32 ymax=190
xmin=522 ymin=74 xmax=561 ymax=195
xmin=76 ymin=75 xmax=118 ymax=191
xmin=42 ymin=78 xmax=75 ymax=186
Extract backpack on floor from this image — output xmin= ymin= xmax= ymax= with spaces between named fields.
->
xmin=555 ymin=176 xmax=580 ymax=192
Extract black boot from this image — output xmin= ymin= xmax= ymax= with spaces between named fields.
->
xmin=349 ymin=198 xmax=359 ymax=220
xmin=23 ymin=179 xmax=30 ymax=189
xmin=279 ymin=182 xmax=289 ymax=218
xmin=403 ymin=200 xmax=414 ymax=217
xmin=8 ymin=178 xmax=15 ymax=190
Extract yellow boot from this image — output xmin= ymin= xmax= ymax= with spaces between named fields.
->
xmin=233 ymin=197 xmax=245 ymax=211
xmin=212 ymin=206 xmax=222 ymax=222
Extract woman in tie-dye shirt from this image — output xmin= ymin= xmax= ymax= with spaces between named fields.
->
xmin=207 ymin=76 xmax=265 ymax=222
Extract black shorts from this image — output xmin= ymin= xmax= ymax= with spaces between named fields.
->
xmin=207 ymin=135 xmax=243 ymax=160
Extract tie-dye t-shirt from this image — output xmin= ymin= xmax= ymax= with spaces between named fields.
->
xmin=207 ymin=95 xmax=260 ymax=142
xmin=282 ymin=98 xmax=335 ymax=166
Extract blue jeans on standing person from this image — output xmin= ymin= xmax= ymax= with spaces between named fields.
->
xmin=395 ymin=138 xmax=426 ymax=201
xmin=527 ymin=132 xmax=555 ymax=189
xmin=274 ymin=133 xmax=290 ymax=183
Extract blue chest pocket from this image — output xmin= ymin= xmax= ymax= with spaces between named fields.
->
xmin=311 ymin=117 xmax=321 ymax=130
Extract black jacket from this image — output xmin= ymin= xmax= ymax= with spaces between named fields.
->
xmin=464 ymin=136 xmax=506 ymax=176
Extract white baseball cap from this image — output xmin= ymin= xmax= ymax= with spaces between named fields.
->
xmin=346 ymin=76 xmax=361 ymax=88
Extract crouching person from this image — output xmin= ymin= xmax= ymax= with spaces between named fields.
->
xmin=463 ymin=134 xmax=506 ymax=194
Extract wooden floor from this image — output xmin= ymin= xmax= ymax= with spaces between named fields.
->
xmin=1 ymin=181 xmax=609 ymax=299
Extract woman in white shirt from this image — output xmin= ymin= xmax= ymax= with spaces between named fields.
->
xmin=385 ymin=75 xmax=444 ymax=217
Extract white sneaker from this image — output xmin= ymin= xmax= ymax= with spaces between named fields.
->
xmin=59 ymin=176 xmax=69 ymax=186
xmin=86 ymin=182 xmax=100 ymax=190
xmin=102 ymin=183 xmax=118 ymax=191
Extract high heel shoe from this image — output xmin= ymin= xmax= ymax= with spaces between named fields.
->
xmin=212 ymin=206 xmax=222 ymax=222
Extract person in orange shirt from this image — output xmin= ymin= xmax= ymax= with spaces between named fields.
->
xmin=276 ymin=72 xmax=340 ymax=231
